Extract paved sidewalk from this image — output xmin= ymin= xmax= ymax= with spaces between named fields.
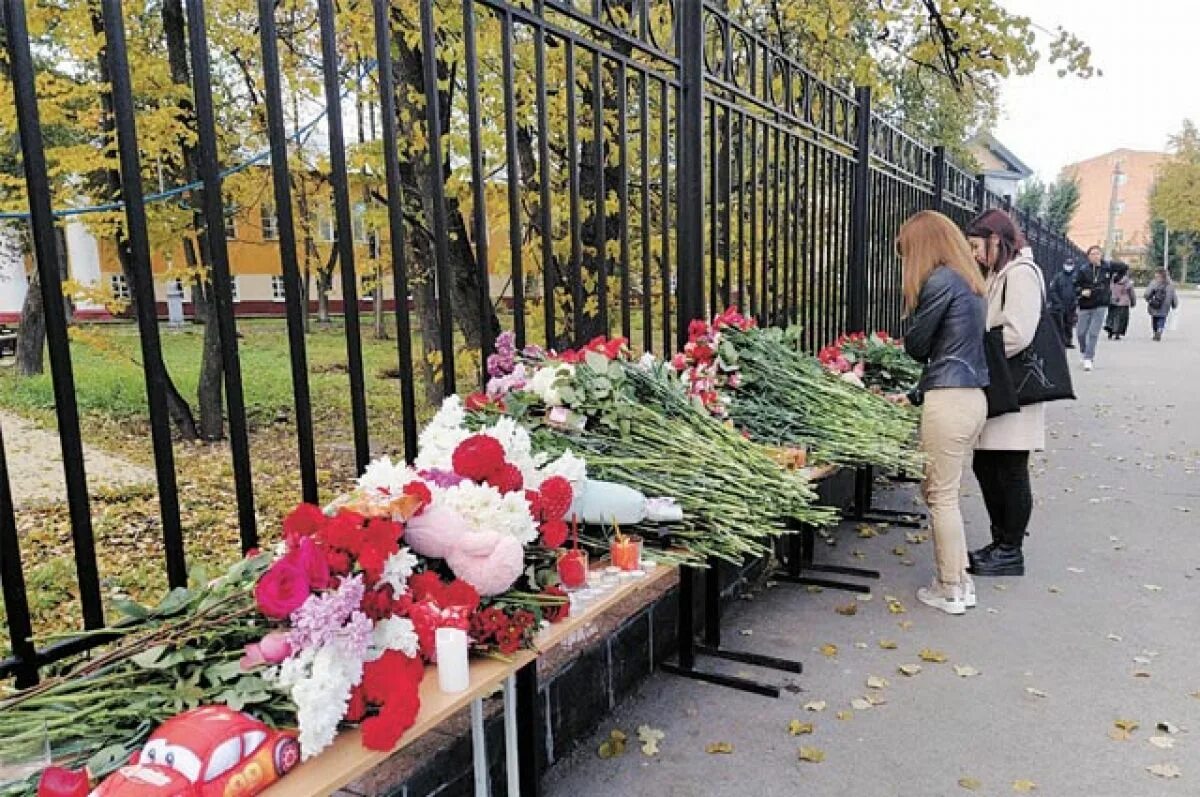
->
xmin=545 ymin=297 xmax=1199 ymax=797
xmin=1 ymin=411 xmax=153 ymax=506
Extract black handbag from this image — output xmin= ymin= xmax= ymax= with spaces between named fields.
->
xmin=1000 ymin=266 xmax=1076 ymax=407
xmin=983 ymin=326 xmax=1019 ymax=418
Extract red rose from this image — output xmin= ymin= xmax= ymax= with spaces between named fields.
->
xmin=285 ymin=536 xmax=331 ymax=590
xmin=452 ymin=434 xmax=507 ymax=481
xmin=255 ymin=561 xmax=311 ymax=619
xmin=540 ymin=519 xmax=568 ymax=548
xmin=402 ymin=480 xmax=432 ymax=513
xmin=538 ymin=476 xmax=573 ymax=520
xmin=487 ymin=463 xmax=524 ymax=494
xmin=282 ymin=503 xmax=327 ymax=545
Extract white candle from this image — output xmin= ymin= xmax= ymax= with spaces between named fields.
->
xmin=436 ymin=627 xmax=470 ymax=693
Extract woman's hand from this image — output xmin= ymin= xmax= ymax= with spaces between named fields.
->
xmin=885 ymin=393 xmax=911 ymax=406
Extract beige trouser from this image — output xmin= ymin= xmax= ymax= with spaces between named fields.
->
xmin=919 ymin=388 xmax=987 ymax=585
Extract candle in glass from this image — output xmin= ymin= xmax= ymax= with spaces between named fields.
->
xmin=610 ymin=533 xmax=642 ymax=571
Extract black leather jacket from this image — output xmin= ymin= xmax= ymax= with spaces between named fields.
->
xmin=903 ymin=265 xmax=989 ymax=405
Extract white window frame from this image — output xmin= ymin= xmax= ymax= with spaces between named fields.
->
xmin=352 ymin=203 xmax=368 ymax=244
xmin=109 ymin=274 xmax=130 ymax=301
xmin=271 ymin=275 xmax=287 ymax=302
xmin=228 ymin=276 xmax=240 ymax=303
xmin=261 ymin=204 xmax=279 ymax=240
xmin=318 ymin=212 xmax=335 ymax=243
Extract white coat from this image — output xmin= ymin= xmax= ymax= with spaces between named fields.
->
xmin=977 ymin=251 xmax=1046 ymax=452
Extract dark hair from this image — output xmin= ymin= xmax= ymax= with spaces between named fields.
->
xmin=1086 ymin=245 xmax=1102 ymax=256
xmin=965 ymin=209 xmax=1026 ymax=269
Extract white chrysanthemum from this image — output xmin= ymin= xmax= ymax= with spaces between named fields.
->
xmin=380 ymin=546 xmax=418 ymax=594
xmin=541 ymin=450 xmax=587 ymax=489
xmin=290 ymin=643 xmax=363 ymax=759
xmin=415 ymin=396 xmax=470 ymax=471
xmin=366 ymin=616 xmax=420 ymax=661
xmin=433 ymin=481 xmax=539 ymax=545
xmin=357 ymin=456 xmax=420 ymax=497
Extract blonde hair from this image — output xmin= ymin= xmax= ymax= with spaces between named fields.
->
xmin=898 ymin=210 xmax=986 ymax=312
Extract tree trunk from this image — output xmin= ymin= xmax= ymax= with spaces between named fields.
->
xmin=92 ymin=5 xmax=200 ymax=439
xmin=390 ymin=17 xmax=499 ymax=358
xmin=15 ymin=267 xmax=44 ymax=376
xmin=56 ymin=226 xmax=74 ymax=325
xmin=161 ymin=0 xmax=227 ymax=440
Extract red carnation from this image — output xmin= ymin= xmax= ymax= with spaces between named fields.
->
xmin=452 ymin=434 xmax=507 ymax=481
xmin=408 ymin=571 xmax=443 ymax=603
xmin=402 ymin=480 xmax=433 ymax=513
xmin=465 ymin=391 xmax=490 ymax=411
xmin=540 ymin=519 xmax=568 ymax=548
xmin=283 ymin=503 xmax=327 ymax=545
xmin=362 ymin=687 xmax=421 ymax=751
xmin=541 ymin=586 xmax=570 ymax=623
xmin=345 ymin=685 xmax=368 ymax=723
xmin=488 ymin=463 xmax=524 ymax=494
xmin=318 ymin=510 xmax=365 ymax=553
xmin=538 ymin=476 xmax=573 ymax=521
xmin=524 ymin=489 xmax=544 ymax=518
xmin=361 ymin=585 xmax=396 ymax=621
xmin=325 ymin=549 xmax=352 ymax=576
xmin=440 ymin=579 xmax=481 ymax=611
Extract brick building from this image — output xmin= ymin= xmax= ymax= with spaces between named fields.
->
xmin=1060 ymin=148 xmax=1165 ymax=264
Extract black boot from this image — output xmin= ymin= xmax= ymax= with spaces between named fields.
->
xmin=967 ymin=541 xmax=998 ymax=570
xmin=969 ymin=544 xmax=1025 ymax=577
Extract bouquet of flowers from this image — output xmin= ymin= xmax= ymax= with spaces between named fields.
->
xmin=818 ymin=331 xmax=922 ymax=394
xmin=667 ymin=307 xmax=756 ymax=418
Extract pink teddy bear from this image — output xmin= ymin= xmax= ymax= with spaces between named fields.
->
xmin=405 ymin=506 xmax=525 ymax=596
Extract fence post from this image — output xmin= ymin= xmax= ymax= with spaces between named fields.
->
xmin=846 ymin=85 xmax=872 ymax=333
xmin=676 ymin=0 xmax=704 ymax=349
xmin=975 ymin=174 xmax=987 ymax=214
xmin=932 ymin=146 xmax=946 ymax=212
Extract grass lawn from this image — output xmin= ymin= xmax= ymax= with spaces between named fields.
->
xmin=0 ymin=317 xmax=486 ymax=656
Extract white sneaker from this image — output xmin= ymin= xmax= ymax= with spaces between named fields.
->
xmin=1083 ymin=359 xmax=1093 ymax=371
xmin=917 ymin=581 xmax=967 ymax=615
xmin=963 ymin=577 xmax=977 ymax=609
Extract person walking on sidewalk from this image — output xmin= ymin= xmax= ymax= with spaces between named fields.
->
xmin=964 ymin=209 xmax=1045 ymax=578
xmin=1105 ymin=262 xmax=1135 ymax=340
xmin=1144 ymin=268 xmax=1179 ymax=341
xmin=1074 ymin=246 xmax=1113 ymax=370
xmin=1048 ymin=259 xmax=1079 ymax=347
xmin=894 ymin=211 xmax=989 ymax=615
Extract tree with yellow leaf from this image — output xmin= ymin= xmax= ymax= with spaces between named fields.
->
xmin=1151 ymin=120 xmax=1200 ymax=283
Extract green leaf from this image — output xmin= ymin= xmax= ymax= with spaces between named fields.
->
xmin=130 ymin=645 xmax=169 ymax=669
xmin=112 ymin=598 xmax=149 ymax=620
xmin=204 ymin=660 xmax=245 ymax=684
xmin=584 ymin=350 xmax=610 ymax=373
xmin=154 ymin=587 xmax=194 ymax=616
xmin=88 ymin=743 xmax=134 ymax=775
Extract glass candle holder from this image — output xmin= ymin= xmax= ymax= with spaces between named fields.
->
xmin=610 ymin=535 xmax=643 ymax=571
xmin=556 ymin=548 xmax=590 ymax=591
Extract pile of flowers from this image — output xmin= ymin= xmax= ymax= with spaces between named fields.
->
xmin=668 ymin=307 xmax=755 ymax=418
xmin=817 ymin=331 xmax=922 ymax=394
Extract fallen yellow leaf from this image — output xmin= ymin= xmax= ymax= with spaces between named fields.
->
xmin=598 ymin=729 xmax=628 ymax=758
xmin=892 ymin=545 xmax=907 ymax=556
xmin=820 ymin=643 xmax=838 ymax=657
xmin=705 ymin=741 xmax=734 ymax=754
xmin=1108 ymin=728 xmax=1131 ymax=741
xmin=857 ymin=524 xmax=878 ymax=538
xmin=836 ymin=710 xmax=853 ymax=721
xmin=835 ymin=603 xmax=859 ymax=616
xmin=1114 ymin=718 xmax=1139 ymax=732
xmin=879 ymin=639 xmax=899 ymax=650
xmin=958 ymin=777 xmax=982 ymax=791
xmin=788 ymin=720 xmax=814 ymax=736
xmin=798 ymin=746 xmax=826 ymax=763
xmin=919 ymin=648 xmax=948 ymax=663
xmin=1012 ymin=779 xmax=1037 ymax=792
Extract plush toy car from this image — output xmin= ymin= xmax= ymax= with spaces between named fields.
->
xmin=89 ymin=706 xmax=300 ymax=797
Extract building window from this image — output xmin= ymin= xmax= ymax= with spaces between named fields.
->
xmin=227 ymin=277 xmax=240 ymax=303
xmin=360 ymin=273 xmax=377 ymax=300
xmin=1116 ymin=173 xmax=1128 ymax=186
xmin=271 ymin=275 xmax=287 ymax=301
xmin=110 ymin=274 xmax=130 ymax=301
xmin=224 ymin=210 xmax=237 ymax=240
xmin=261 ymin=205 xmax=279 ymax=240
xmin=1115 ymin=200 xmax=1125 ymax=215
xmin=352 ymin=203 xmax=368 ymax=244
xmin=318 ymin=212 xmax=335 ymax=243
xmin=368 ymin=230 xmax=380 ymax=260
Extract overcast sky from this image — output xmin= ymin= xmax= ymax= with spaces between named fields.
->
xmin=993 ymin=0 xmax=1197 ymax=181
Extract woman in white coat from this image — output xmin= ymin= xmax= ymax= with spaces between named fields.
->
xmin=963 ymin=210 xmax=1045 ymax=577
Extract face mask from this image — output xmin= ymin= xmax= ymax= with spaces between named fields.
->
xmin=1064 ymin=265 xmax=1075 ymax=272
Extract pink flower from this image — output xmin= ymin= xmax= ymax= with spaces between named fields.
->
xmin=286 ymin=536 xmax=332 ymax=590
xmin=255 ymin=560 xmax=311 ymax=619
xmin=240 ymin=630 xmax=294 ymax=670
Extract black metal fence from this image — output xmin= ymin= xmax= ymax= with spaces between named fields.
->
xmin=0 ymin=0 xmax=1084 ymax=685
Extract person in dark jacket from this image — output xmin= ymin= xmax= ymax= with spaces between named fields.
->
xmin=1105 ymin=262 xmax=1135 ymax=340
xmin=1144 ymin=268 xmax=1180 ymax=341
xmin=1073 ymin=246 xmax=1114 ymax=370
xmin=1047 ymin=260 xmax=1078 ymax=347
xmin=894 ymin=211 xmax=989 ymax=615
